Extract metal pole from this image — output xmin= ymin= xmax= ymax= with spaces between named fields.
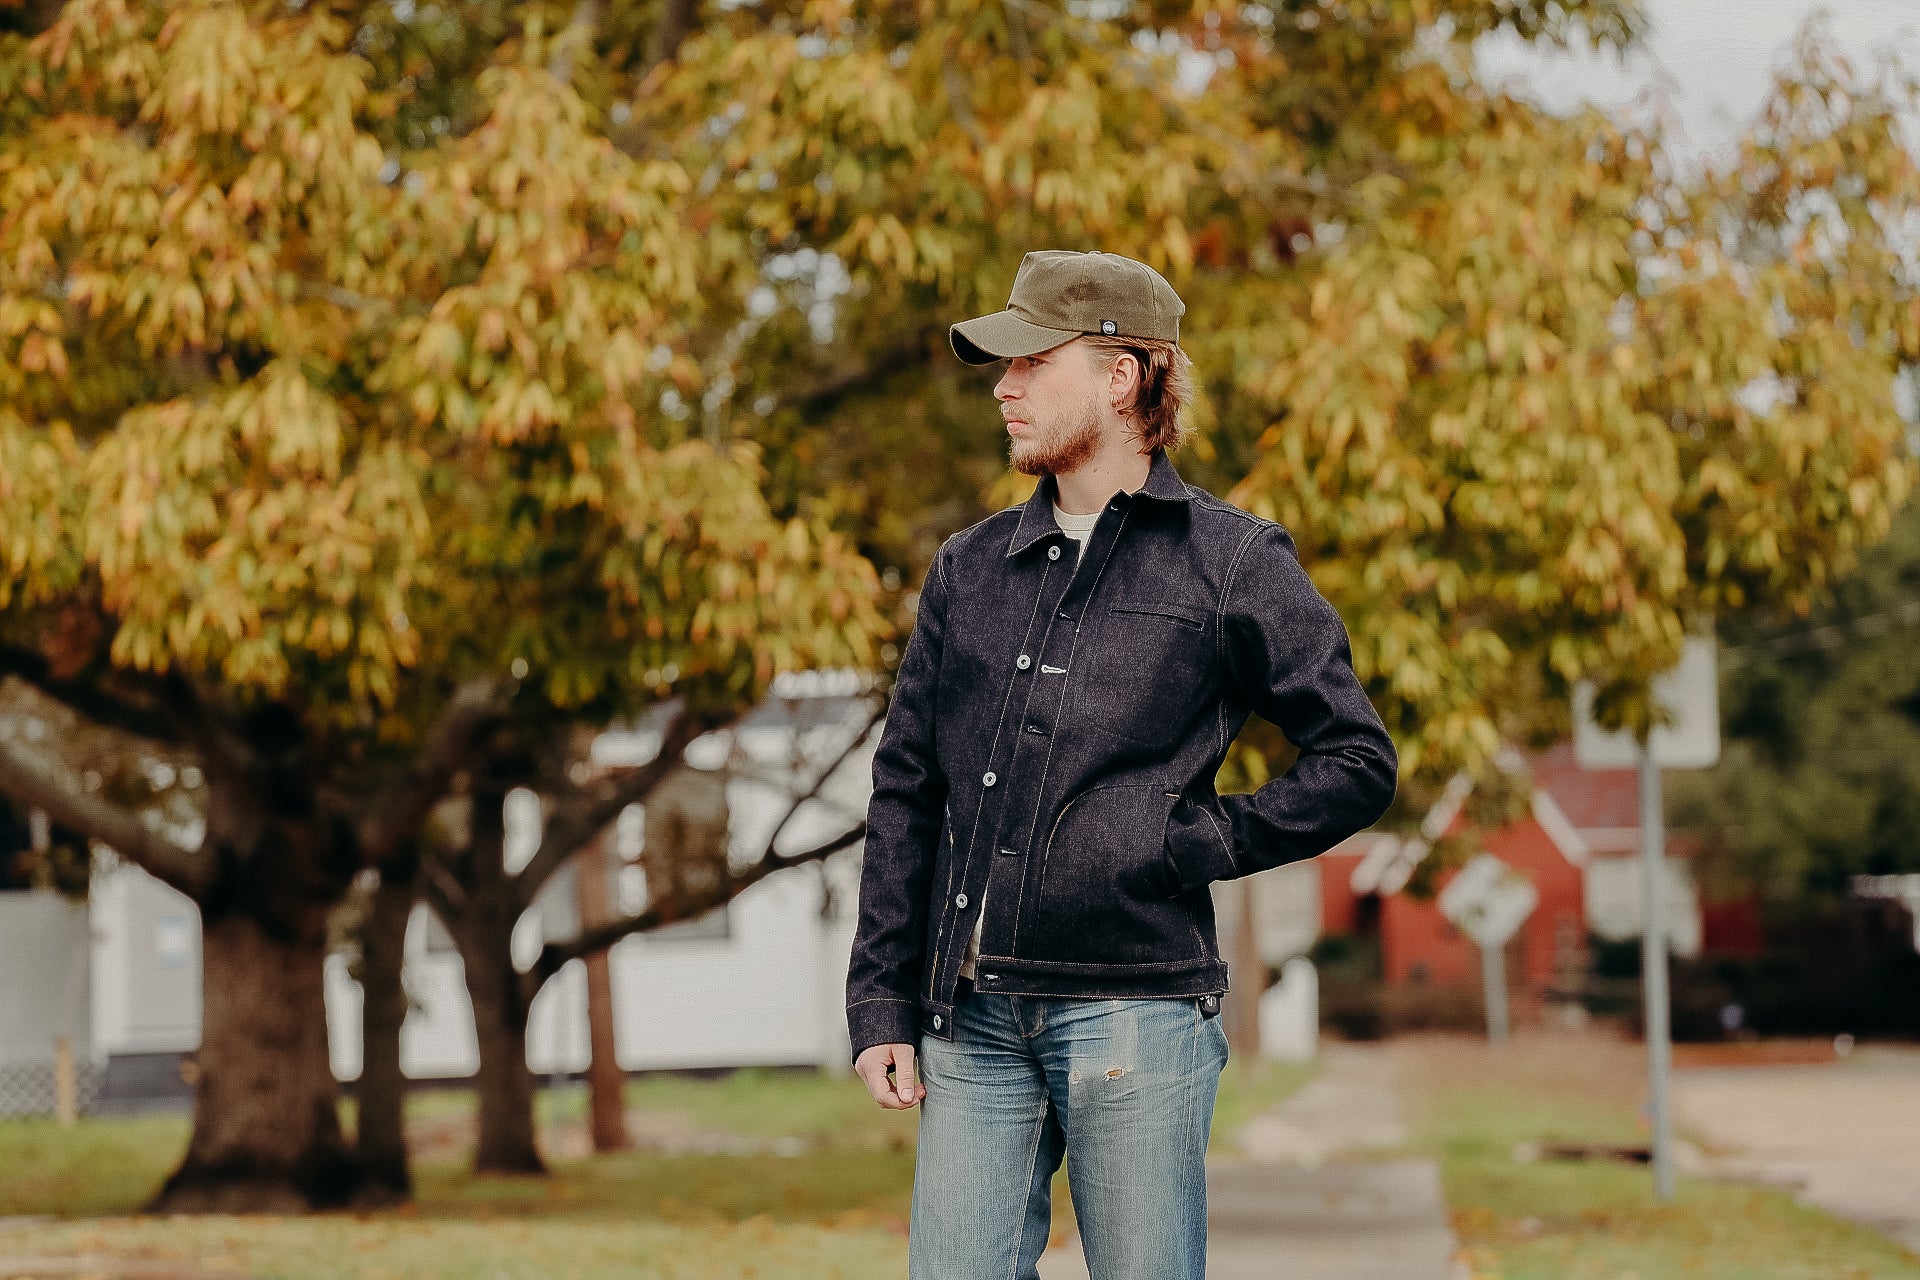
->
xmin=1638 ymin=742 xmax=1675 ymax=1201
xmin=1480 ymin=940 xmax=1509 ymax=1043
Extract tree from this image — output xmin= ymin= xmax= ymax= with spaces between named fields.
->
xmin=0 ymin=0 xmax=883 ymax=1210
xmin=6 ymin=0 xmax=1915 ymax=1209
xmin=407 ymin=692 xmax=880 ymax=1174
xmin=1670 ymin=493 xmax=1920 ymax=906
xmin=656 ymin=2 xmax=1916 ymax=802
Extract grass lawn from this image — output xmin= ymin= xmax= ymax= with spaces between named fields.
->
xmin=1393 ymin=1031 xmax=1920 ymax=1280
xmin=0 ymin=1055 xmax=1309 ymax=1279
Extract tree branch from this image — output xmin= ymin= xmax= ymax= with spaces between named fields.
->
xmin=746 ymin=696 xmax=885 ymax=866
xmin=522 ymin=820 xmax=866 ymax=1001
xmin=785 ymin=331 xmax=937 ymax=416
xmin=420 ymin=850 xmax=467 ymax=925
xmin=0 ymin=734 xmax=213 ymax=898
xmin=517 ymin=697 xmax=883 ymax=999
xmin=155 ymin=671 xmax=266 ymax=785
xmin=356 ymin=678 xmax=517 ymax=871
xmin=508 ymin=700 xmax=725 ymax=910
xmin=647 ymin=0 xmax=699 ymax=72
xmin=0 ymin=646 xmax=187 ymax=745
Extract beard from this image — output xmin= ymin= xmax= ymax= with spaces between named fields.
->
xmin=1009 ymin=393 xmax=1102 ymax=478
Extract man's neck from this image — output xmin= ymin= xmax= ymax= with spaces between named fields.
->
xmin=1051 ymin=445 xmax=1152 ymax=515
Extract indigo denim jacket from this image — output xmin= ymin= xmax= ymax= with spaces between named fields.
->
xmin=845 ymin=447 xmax=1398 ymax=1065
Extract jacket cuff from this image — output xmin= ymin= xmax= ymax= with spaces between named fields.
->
xmin=1164 ymin=796 xmax=1240 ymax=895
xmin=847 ymin=997 xmax=921 ymax=1067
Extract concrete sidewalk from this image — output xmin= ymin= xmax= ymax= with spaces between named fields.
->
xmin=1674 ymin=1046 xmax=1920 ymax=1256
xmin=1040 ymin=1045 xmax=1459 ymax=1279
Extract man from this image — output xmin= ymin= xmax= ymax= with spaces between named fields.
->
xmin=846 ymin=249 xmax=1398 ymax=1279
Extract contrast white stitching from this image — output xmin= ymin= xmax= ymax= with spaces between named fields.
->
xmin=1201 ymin=804 xmax=1241 ymax=876
xmin=937 ymin=552 xmax=1057 ymax=992
xmin=1015 ymin=510 xmax=1123 ymax=949
xmin=1005 ymin=1100 xmax=1053 ymax=1280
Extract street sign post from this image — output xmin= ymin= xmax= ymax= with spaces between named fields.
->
xmin=1573 ymin=635 xmax=1720 ymax=1203
xmin=1439 ymin=854 xmax=1539 ymax=1043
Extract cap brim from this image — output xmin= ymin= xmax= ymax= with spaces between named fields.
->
xmin=949 ymin=311 xmax=1082 ymax=365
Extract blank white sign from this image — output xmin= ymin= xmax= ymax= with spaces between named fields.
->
xmin=1573 ymin=636 xmax=1721 ymax=770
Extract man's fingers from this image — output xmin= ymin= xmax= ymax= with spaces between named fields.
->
xmin=893 ymin=1045 xmax=918 ymax=1102
xmin=856 ymin=1044 xmax=922 ymax=1109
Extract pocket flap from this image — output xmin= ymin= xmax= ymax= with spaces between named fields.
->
xmin=1108 ymin=600 xmax=1206 ymax=630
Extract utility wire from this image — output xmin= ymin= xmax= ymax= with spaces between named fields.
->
xmin=1720 ymin=596 xmax=1920 ymax=663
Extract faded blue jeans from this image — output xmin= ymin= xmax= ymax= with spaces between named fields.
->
xmin=908 ymin=978 xmax=1230 ymax=1279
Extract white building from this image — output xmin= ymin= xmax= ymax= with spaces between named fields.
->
xmin=0 ymin=887 xmax=95 ymax=1115
xmin=53 ymin=682 xmax=876 ymax=1112
xmin=14 ymin=672 xmax=1323 ymax=1112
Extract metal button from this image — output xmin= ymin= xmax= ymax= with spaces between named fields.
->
xmin=983 ymin=771 xmax=996 ymax=786
xmin=1016 ymin=654 xmax=1031 ymax=669
xmin=1047 ymin=545 xmax=1062 ymax=560
xmin=933 ymin=1014 xmax=943 ymax=1029
xmin=1058 ymin=610 xmax=1071 ymax=621
xmin=956 ymin=893 xmax=968 ymax=908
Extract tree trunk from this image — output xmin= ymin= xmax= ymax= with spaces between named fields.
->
xmin=355 ymin=859 xmax=417 ymax=1197
xmin=462 ymin=918 xmax=543 ymax=1174
xmin=458 ymin=785 xmax=545 ymax=1174
xmin=150 ymin=909 xmax=369 ymax=1212
xmin=1222 ymin=879 xmax=1267 ymax=1060
xmin=574 ymin=829 xmax=629 ymax=1152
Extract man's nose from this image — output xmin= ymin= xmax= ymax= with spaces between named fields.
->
xmin=995 ymin=369 xmax=1019 ymax=401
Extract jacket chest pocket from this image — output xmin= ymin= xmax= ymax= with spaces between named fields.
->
xmin=1074 ymin=601 xmax=1211 ymax=748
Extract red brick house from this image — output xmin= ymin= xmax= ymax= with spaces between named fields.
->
xmin=1317 ymin=743 xmax=1708 ymax=1019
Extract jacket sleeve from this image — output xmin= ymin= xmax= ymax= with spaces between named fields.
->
xmin=845 ymin=543 xmax=951 ymax=1065
xmin=1163 ymin=521 xmax=1397 ymax=892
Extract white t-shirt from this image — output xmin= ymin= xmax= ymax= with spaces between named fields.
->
xmin=959 ymin=500 xmax=1100 ymax=982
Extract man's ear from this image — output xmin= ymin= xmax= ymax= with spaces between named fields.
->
xmin=1108 ymin=350 xmax=1141 ymax=406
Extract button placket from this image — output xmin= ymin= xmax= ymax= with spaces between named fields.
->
xmin=939 ymin=549 xmax=1069 ymax=996
xmin=955 ymin=507 xmax=1132 ymax=989
xmin=1004 ymin=503 xmax=1133 ymax=952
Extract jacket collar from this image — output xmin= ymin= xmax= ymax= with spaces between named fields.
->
xmin=1005 ymin=447 xmax=1191 ymax=558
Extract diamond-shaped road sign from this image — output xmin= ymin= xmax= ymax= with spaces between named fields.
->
xmin=1438 ymin=853 xmax=1539 ymax=950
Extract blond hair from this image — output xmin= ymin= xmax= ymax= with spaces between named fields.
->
xmin=1077 ymin=335 xmax=1194 ymax=454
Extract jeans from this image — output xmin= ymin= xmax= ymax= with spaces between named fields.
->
xmin=908 ymin=978 xmax=1230 ymax=1279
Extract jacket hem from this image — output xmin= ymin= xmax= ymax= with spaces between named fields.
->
xmin=959 ymin=954 xmax=1229 ymax=1000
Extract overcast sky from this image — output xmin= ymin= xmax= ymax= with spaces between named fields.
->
xmin=1475 ymin=0 xmax=1919 ymax=165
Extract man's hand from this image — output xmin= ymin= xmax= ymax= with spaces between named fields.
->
xmin=856 ymin=1042 xmax=927 ymax=1109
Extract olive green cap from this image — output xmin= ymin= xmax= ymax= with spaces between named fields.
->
xmin=949 ymin=249 xmax=1185 ymax=364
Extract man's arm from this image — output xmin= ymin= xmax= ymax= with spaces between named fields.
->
xmin=1164 ymin=521 xmax=1397 ymax=892
xmin=845 ymin=542 xmax=951 ymax=1066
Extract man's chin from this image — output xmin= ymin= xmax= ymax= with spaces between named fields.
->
xmin=1008 ymin=443 xmax=1051 ymax=478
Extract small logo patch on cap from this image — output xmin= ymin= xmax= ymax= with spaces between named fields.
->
xmin=1100 ymin=319 xmax=1117 ymax=335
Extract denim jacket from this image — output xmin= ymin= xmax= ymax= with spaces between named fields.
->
xmin=845 ymin=447 xmax=1398 ymax=1065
